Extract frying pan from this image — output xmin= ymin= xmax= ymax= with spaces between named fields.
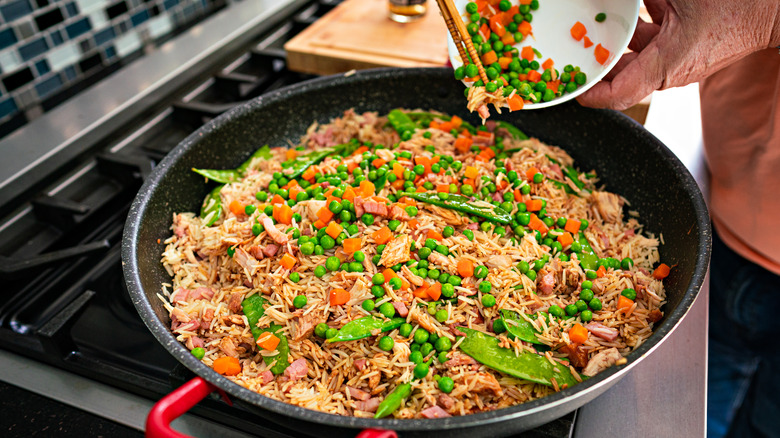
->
xmin=122 ymin=67 xmax=710 ymax=437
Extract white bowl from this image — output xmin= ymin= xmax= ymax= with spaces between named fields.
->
xmin=447 ymin=0 xmax=640 ymax=109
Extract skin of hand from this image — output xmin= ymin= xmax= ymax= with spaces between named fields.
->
xmin=576 ymin=0 xmax=780 ymax=110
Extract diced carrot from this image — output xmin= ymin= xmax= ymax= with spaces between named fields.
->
xmin=568 ymin=324 xmax=588 ymax=344
xmin=400 ymin=278 xmax=410 ymax=291
xmin=518 ymin=20 xmax=532 ymax=36
xmin=415 ymin=186 xmax=426 ymax=193
xmin=347 ymin=161 xmax=358 ymax=173
xmin=438 ymin=121 xmax=455 ymax=132
xmin=360 ymin=180 xmax=375 ymax=197
xmin=427 ymin=282 xmax=442 ymax=301
xmin=302 ymin=167 xmax=316 ymax=181
xmin=273 ymin=204 xmax=293 ymax=224
xmin=229 ymin=200 xmax=244 ymax=216
xmin=564 ymin=219 xmax=581 ymax=234
xmin=521 ymin=46 xmax=535 ymax=61
xmin=454 ymin=136 xmax=473 ymax=153
xmin=286 ymin=179 xmax=299 ymax=188
xmin=313 ymin=219 xmax=326 ymax=229
xmin=450 ymin=115 xmax=463 ymax=129
xmin=436 ymin=184 xmax=450 ymax=193
xmin=518 ymin=73 xmax=528 ymax=81
xmin=498 ymin=180 xmax=509 ymax=190
xmin=482 ymin=50 xmax=498 ymax=66
xmin=382 ymin=268 xmax=397 ymax=283
xmin=399 ymin=196 xmax=417 ymax=206
xmin=285 ymin=149 xmax=297 ymax=161
xmin=570 ymin=21 xmax=587 ymax=41
xmin=428 ymin=120 xmax=440 ymax=129
xmin=594 ymin=43 xmax=610 ymax=65
xmin=513 ymin=188 xmax=523 ymax=202
xmin=329 ymin=288 xmax=350 ymax=306
xmin=479 ymin=23 xmax=491 ymax=41
xmin=342 ymin=187 xmax=356 ymax=202
xmin=653 ymin=263 xmax=671 ymax=280
xmin=271 ymin=194 xmax=285 ymax=205
xmin=372 ymin=158 xmax=386 ymax=168
xmin=504 ymin=6 xmax=519 ymax=24
xmin=525 ymin=167 xmax=539 ymax=180
xmin=528 ymin=213 xmax=548 ymax=233
xmin=463 ymin=178 xmax=476 ymax=188
xmin=391 ymin=179 xmax=405 ymax=190
xmin=475 ymin=154 xmax=489 ymax=163
xmin=557 ymin=232 xmax=574 ymax=247
xmin=393 ymin=163 xmax=405 ymax=178
xmin=431 ymin=156 xmax=441 ymax=164
xmin=547 ymin=81 xmax=560 ymax=92
xmin=460 ymin=128 xmax=472 ymax=138
xmin=427 ymin=229 xmax=443 ymax=241
xmin=583 ymin=35 xmax=593 ymax=48
xmin=353 ymin=146 xmax=369 ymax=156
xmin=343 ymin=238 xmax=361 ymax=253
xmin=498 ymin=56 xmax=512 ymax=70
xmin=279 ymin=253 xmax=296 ymax=270
xmin=596 ymin=265 xmax=607 ymax=278
xmin=457 ymin=259 xmax=474 ymax=278
xmin=213 ymin=356 xmax=241 ymax=376
xmin=489 ymin=14 xmax=506 ymax=37
xmin=372 ymin=226 xmax=393 ymax=244
xmin=408 ymin=219 xmax=420 ymax=230
xmin=256 ymin=332 xmax=281 ymax=351
xmin=542 ymin=58 xmax=554 ymax=70
xmin=414 ymin=156 xmax=432 ymax=173
xmin=317 ymin=207 xmax=334 ymax=223
xmin=519 ymin=0 xmax=531 ymax=4
xmin=617 ymin=295 xmax=634 ymax=311
xmin=507 ymin=94 xmax=524 ymax=111
xmin=325 ymin=221 xmax=343 ymax=239
xmin=464 ymin=166 xmax=479 ymax=179
xmin=413 ymin=285 xmax=430 ymax=299
xmin=527 ymin=70 xmax=541 ymax=82
xmin=288 ymin=186 xmax=303 ymax=202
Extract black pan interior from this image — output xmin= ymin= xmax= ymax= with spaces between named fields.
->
xmin=123 ymin=67 xmax=710 ymax=436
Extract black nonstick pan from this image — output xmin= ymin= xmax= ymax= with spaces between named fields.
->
xmin=122 ymin=67 xmax=710 ymax=437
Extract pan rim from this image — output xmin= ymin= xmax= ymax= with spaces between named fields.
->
xmin=122 ymin=66 xmax=711 ymax=431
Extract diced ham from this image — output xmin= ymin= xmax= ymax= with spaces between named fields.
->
xmin=449 ymin=325 xmax=467 ymax=337
xmin=647 ymin=309 xmax=663 ymax=323
xmin=186 ymin=336 xmax=204 ymax=350
xmin=347 ymin=386 xmax=371 ymax=401
xmin=293 ymin=308 xmax=327 ymax=341
xmin=485 ymin=255 xmax=512 ymax=270
xmin=624 ymin=228 xmax=636 ymax=237
xmin=466 ymin=222 xmax=478 ymax=230
xmin=392 ymin=302 xmax=409 ymax=317
xmin=354 ymin=359 xmax=367 ymax=371
xmin=428 ymin=252 xmax=456 ymax=273
xmin=234 ymin=247 xmax=260 ymax=277
xmin=310 ymin=126 xmax=336 ymax=147
xmin=171 ymin=288 xmax=189 ymax=303
xmin=558 ymin=343 xmax=589 ymax=368
xmin=485 ymin=120 xmax=496 ymax=131
xmin=379 ymin=234 xmax=411 ymax=269
xmin=548 ymin=164 xmax=564 ymax=180
xmin=284 ymin=358 xmax=308 ymax=381
xmin=422 ymin=405 xmax=451 ymax=418
xmin=261 ymin=216 xmax=288 ymax=244
xmin=201 ymin=308 xmax=214 ymax=330
xmin=191 ymin=287 xmax=214 ymax=301
xmin=263 ymin=244 xmax=279 ymax=257
xmin=444 ymin=353 xmax=478 ymax=369
xmin=228 ymin=293 xmax=243 ymax=313
xmin=259 ymin=370 xmax=274 ymax=385
xmin=582 ymin=347 xmax=622 ymax=377
xmin=363 ymin=200 xmax=388 ymax=216
xmin=388 ymin=204 xmax=410 ymax=221
xmin=492 ymin=192 xmax=503 ymax=202
xmin=437 ymin=393 xmax=455 ymax=410
xmin=354 ymin=196 xmax=365 ymax=217
xmin=536 ymin=270 xmax=556 ymax=296
xmin=249 ymin=245 xmax=265 ymax=260
xmin=355 ymin=397 xmax=380 ymax=413
xmin=476 ymin=105 xmax=490 ymax=122
xmin=585 ymin=322 xmax=619 ymax=341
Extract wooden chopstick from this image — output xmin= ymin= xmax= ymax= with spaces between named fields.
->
xmin=434 ymin=0 xmax=489 ymax=84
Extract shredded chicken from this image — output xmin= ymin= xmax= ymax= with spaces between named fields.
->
xmin=592 ymin=191 xmax=623 ymax=223
xmin=582 ymin=347 xmax=622 ymax=377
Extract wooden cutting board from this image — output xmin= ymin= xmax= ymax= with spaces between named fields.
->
xmin=285 ymin=0 xmax=450 ymax=75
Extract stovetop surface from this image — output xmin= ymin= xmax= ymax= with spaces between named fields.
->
xmin=0 ymin=1 xmax=575 ymax=436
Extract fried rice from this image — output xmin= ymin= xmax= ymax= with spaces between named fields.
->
xmin=160 ymin=108 xmax=667 ymax=419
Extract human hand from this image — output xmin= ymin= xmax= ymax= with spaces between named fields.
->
xmin=576 ymin=0 xmax=780 ymax=110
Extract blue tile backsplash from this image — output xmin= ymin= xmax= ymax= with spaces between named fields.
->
xmin=0 ymin=0 xmax=229 ymax=125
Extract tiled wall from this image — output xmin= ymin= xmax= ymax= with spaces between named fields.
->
xmin=0 ymin=0 xmax=230 ymax=134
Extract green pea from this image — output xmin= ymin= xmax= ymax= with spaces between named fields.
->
xmin=379 ymin=302 xmax=396 ymax=318
xmin=581 ymin=280 xmax=593 ymax=290
xmin=621 ymin=257 xmax=634 ymax=271
xmin=589 ymin=297 xmax=602 ymax=311
xmin=478 ymin=281 xmax=492 ymax=293
xmin=293 ymin=295 xmax=308 ymax=309
xmin=413 ymin=328 xmax=429 ymax=344
xmin=595 ymin=12 xmax=607 ymax=22
xmin=325 ymin=328 xmax=338 ymax=339
xmin=406 ymin=206 xmax=418 ymax=217
xmin=621 ymin=288 xmax=637 ymax=300
xmin=191 ymin=347 xmax=205 ymax=360
xmin=441 ymin=283 xmax=455 ymax=298
xmin=413 ymin=362 xmax=429 ymax=379
xmin=548 ymin=304 xmax=564 ymax=318
xmin=371 ymin=285 xmax=385 ymax=298
xmin=300 ymin=242 xmax=314 ymax=255
xmin=290 ymin=272 xmax=301 ymax=283
xmin=315 ymin=323 xmax=329 ymax=338
xmin=410 ymin=343 xmax=421 ymax=352
xmin=321 ymin=235 xmax=335 ymax=250
xmin=482 ymin=295 xmax=496 ymax=307
xmin=326 ymin=256 xmax=340 ymax=271
xmin=463 ymin=229 xmax=475 ymax=241
xmin=586 ymin=270 xmax=598 ymax=280
xmin=349 ymin=262 xmax=363 ymax=272
xmin=580 ymin=310 xmax=593 ymax=322
xmin=409 ymin=350 xmax=424 ymax=364
xmin=314 ymin=245 xmax=324 ymax=255
xmin=399 ymin=323 xmax=413 ymax=338
xmin=580 ymin=289 xmax=594 ymax=302
xmin=448 ymin=275 xmax=462 ymax=286
xmin=361 ymin=299 xmax=376 ymax=312
xmin=438 ymin=376 xmax=454 ymax=393
xmin=435 ymin=244 xmax=449 ymax=256
xmin=420 ymin=342 xmax=435 ymax=357
xmin=441 ymin=226 xmax=455 ymax=238
xmin=377 ymin=335 xmax=394 ymax=352
xmin=388 ymin=220 xmax=401 ymax=231
xmin=492 ymin=318 xmax=508 ymax=334
xmin=435 ymin=309 xmax=448 ymax=323
xmin=389 ymin=277 xmax=402 ymax=290
xmin=565 ymin=304 xmax=578 ymax=316
xmin=314 ymin=265 xmax=326 ymax=278
xmin=576 ymin=299 xmax=588 ymax=312
xmin=574 ymin=72 xmax=587 ymax=85
xmin=473 ymin=265 xmax=488 ymax=279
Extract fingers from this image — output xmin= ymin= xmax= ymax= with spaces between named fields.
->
xmin=628 ymin=20 xmax=661 ymax=53
xmin=643 ymin=0 xmax=669 ymax=25
xmin=576 ymin=41 xmax=665 ymax=110
xmin=603 ymin=52 xmax=638 ymax=81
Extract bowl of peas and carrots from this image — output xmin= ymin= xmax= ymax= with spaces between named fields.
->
xmin=447 ymin=0 xmax=640 ymax=110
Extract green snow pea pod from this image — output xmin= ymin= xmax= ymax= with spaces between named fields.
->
xmin=499 ymin=309 xmax=543 ymax=344
xmin=374 ymin=382 xmax=412 ymax=419
xmin=241 ymin=294 xmax=289 ymax=375
xmin=327 ymin=316 xmax=406 ymax=343
xmin=456 ymin=327 xmax=579 ymax=388
xmin=200 ymin=184 xmax=224 ymax=226
xmin=401 ymin=192 xmax=512 ymax=224
xmin=495 ymin=121 xmax=529 ymax=140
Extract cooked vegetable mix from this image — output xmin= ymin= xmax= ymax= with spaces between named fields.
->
xmin=163 ymin=108 xmax=669 ymax=419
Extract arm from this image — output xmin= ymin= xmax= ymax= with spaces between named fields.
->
xmin=577 ymin=0 xmax=780 ymax=110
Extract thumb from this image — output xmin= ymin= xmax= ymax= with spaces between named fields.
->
xmin=576 ymin=41 xmax=665 ymax=110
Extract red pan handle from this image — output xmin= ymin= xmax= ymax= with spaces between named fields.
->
xmin=145 ymin=376 xmax=398 ymax=438
xmin=146 ymin=377 xmax=221 ymax=438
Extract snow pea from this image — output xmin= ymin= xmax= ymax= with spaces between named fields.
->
xmin=387 ymin=109 xmax=417 ymax=135
xmin=282 ymin=143 xmax=349 ymax=180
xmin=327 ymin=316 xmax=406 ymax=343
xmin=500 ymin=309 xmax=543 ymax=344
xmin=374 ymin=172 xmax=388 ymax=194
xmin=200 ymin=184 xmax=224 ymax=226
xmin=564 ymin=165 xmax=590 ymax=192
xmin=374 ymin=382 xmax=412 ymax=419
xmin=236 ymin=145 xmax=273 ymax=174
xmin=456 ymin=327 xmax=579 ymax=388
xmin=401 ymin=192 xmax=512 ymax=224
xmin=406 ymin=111 xmax=478 ymax=134
xmin=192 ymin=168 xmax=240 ymax=184
xmin=242 ymin=294 xmax=290 ymax=375
xmin=495 ymin=121 xmax=529 ymax=140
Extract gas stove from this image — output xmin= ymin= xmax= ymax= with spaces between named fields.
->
xmin=0 ymin=1 xmax=575 ymax=436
